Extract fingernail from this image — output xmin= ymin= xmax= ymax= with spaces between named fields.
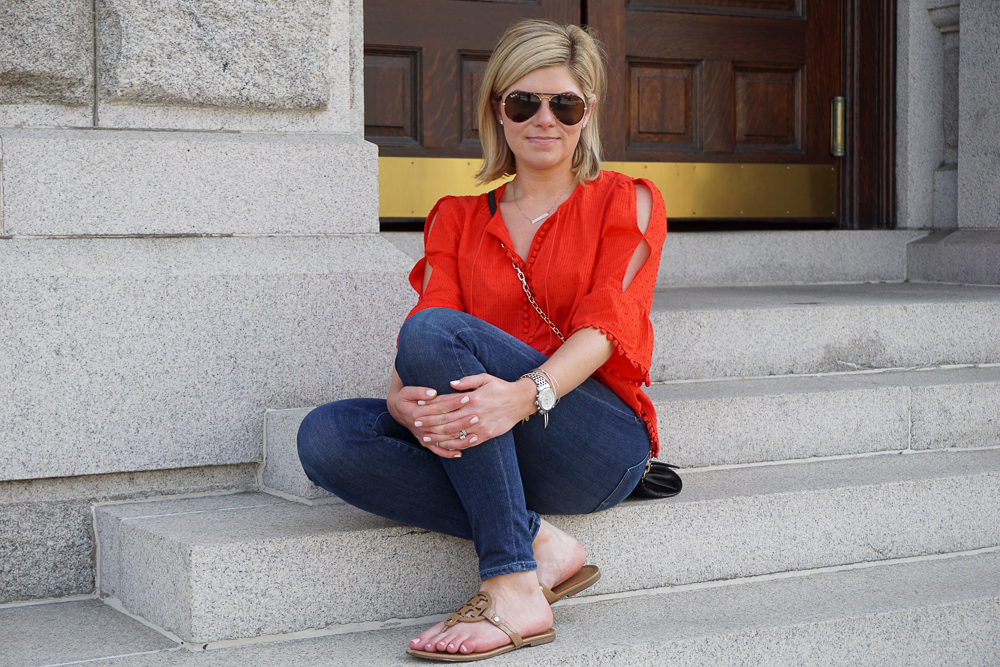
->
xmin=414 ymin=421 xmax=422 ymax=427
xmin=450 ymin=380 xmax=460 ymax=385
xmin=469 ymin=437 xmax=477 ymax=444
xmin=470 ymin=416 xmax=479 ymax=424
xmin=426 ymin=389 xmax=436 ymax=396
xmin=423 ymin=437 xmax=431 ymax=442
xmin=454 ymin=452 xmax=462 ymax=458
xmin=461 ymin=396 xmax=470 ymax=404
xmin=417 ymin=400 xmax=426 ymax=406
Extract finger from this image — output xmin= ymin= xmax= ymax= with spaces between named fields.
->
xmin=448 ymin=374 xmax=491 ymax=391
xmin=420 ymin=412 xmax=480 ymax=435
xmin=398 ymin=386 xmax=438 ymax=405
xmin=423 ymin=441 xmax=462 ymax=459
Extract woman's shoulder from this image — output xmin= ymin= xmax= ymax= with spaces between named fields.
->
xmin=578 ymin=170 xmax=661 ymax=206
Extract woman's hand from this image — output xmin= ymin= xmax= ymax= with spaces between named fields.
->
xmin=388 ymin=378 xmax=466 ymax=459
xmin=423 ymin=374 xmax=537 ymax=451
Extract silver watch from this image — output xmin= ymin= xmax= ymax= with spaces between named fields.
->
xmin=521 ymin=371 xmax=557 ymax=428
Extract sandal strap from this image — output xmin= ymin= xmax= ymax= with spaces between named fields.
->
xmin=442 ymin=592 xmax=524 ymax=648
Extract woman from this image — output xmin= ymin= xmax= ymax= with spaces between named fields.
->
xmin=297 ymin=19 xmax=666 ymax=662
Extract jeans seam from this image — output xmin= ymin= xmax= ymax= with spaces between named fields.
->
xmin=593 ymin=455 xmax=648 ymax=513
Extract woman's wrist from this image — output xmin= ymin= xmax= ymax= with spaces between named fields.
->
xmin=516 ymin=376 xmax=539 ymax=418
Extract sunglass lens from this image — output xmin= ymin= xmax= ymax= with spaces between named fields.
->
xmin=505 ymin=92 xmax=540 ymax=123
xmin=551 ymin=94 xmax=586 ymax=125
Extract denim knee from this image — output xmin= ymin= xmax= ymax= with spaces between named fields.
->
xmin=397 ymin=308 xmax=464 ymax=352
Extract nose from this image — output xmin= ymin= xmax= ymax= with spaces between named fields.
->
xmin=533 ymin=98 xmax=558 ymax=126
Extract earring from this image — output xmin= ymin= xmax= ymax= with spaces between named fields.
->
xmin=500 ymin=120 xmax=504 ymax=125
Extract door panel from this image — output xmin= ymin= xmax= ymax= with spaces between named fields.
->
xmin=590 ymin=0 xmax=840 ymax=163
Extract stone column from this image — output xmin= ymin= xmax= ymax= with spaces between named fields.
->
xmin=927 ymin=0 xmax=960 ymax=228
xmin=957 ymin=0 xmax=1000 ymax=229
xmin=0 ymin=0 xmax=414 ymax=602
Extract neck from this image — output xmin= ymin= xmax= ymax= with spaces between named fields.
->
xmin=510 ymin=164 xmax=577 ymax=201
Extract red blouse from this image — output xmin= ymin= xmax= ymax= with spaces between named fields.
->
xmin=405 ymin=170 xmax=667 ymax=456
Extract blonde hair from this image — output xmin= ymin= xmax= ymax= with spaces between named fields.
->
xmin=476 ymin=20 xmax=606 ymax=185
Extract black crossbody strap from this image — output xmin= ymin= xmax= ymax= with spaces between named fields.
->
xmin=487 ymin=189 xmax=498 ymax=216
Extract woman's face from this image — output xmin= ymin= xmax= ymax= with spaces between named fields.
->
xmin=497 ymin=66 xmax=593 ymax=175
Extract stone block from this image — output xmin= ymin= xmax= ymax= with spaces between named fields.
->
xmin=0 ymin=129 xmax=377 ymax=235
xmin=656 ymin=231 xmax=926 ymax=286
xmin=0 ymin=0 xmax=93 ymax=111
xmin=96 ymin=0 xmax=363 ymax=134
xmin=0 ymin=499 xmax=94 ymax=602
xmin=0 ymin=235 xmax=414 ymax=482
xmin=650 ymin=374 xmax=910 ymax=467
xmin=263 ymin=408 xmax=334 ymax=500
xmin=958 ymin=0 xmax=1000 ymax=228
xmin=97 ymin=449 xmax=1000 ymax=642
xmin=906 ymin=368 xmax=1000 ymax=449
xmin=0 ymin=464 xmax=255 ymax=604
xmin=0 ymin=599 xmax=176 ymax=667
xmin=907 ymin=230 xmax=1000 ymax=284
xmin=381 ymin=230 xmax=929 ymax=287
xmin=649 ymin=283 xmax=1000 ymax=381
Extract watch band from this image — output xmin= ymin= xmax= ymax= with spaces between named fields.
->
xmin=521 ymin=371 xmax=555 ymax=428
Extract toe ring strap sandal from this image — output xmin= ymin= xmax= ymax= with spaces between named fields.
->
xmin=406 ymin=591 xmax=556 ymax=662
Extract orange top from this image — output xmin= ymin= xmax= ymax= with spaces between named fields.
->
xmin=406 ymin=170 xmax=667 ymax=456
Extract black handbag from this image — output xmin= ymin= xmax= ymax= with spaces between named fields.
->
xmin=487 ymin=189 xmax=683 ymax=501
xmin=629 ymin=459 xmax=683 ymax=498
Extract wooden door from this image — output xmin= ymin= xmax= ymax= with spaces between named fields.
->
xmin=589 ymin=0 xmax=841 ymax=164
xmin=364 ymin=0 xmax=580 ymax=158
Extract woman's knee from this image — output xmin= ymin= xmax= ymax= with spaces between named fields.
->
xmin=296 ymin=400 xmax=370 ymax=490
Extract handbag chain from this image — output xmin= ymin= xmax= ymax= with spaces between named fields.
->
xmin=500 ymin=243 xmax=566 ymax=342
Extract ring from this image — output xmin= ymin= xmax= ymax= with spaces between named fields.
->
xmin=458 ymin=429 xmax=468 ymax=440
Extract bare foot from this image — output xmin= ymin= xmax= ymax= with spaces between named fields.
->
xmin=532 ymin=519 xmax=587 ymax=591
xmin=408 ymin=572 xmax=553 ymax=656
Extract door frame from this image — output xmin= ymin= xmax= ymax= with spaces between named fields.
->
xmin=839 ymin=0 xmax=896 ymax=229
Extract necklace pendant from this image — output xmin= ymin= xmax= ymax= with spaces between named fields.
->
xmin=530 ymin=212 xmax=549 ymax=225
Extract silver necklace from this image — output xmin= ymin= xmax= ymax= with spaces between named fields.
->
xmin=512 ymin=179 xmax=574 ymax=225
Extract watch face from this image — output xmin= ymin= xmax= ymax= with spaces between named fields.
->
xmin=538 ymin=388 xmax=557 ymax=411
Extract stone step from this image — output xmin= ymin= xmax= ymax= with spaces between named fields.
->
xmin=648 ymin=282 xmax=1000 ymax=381
xmin=382 ymin=229 xmax=927 ymax=287
xmin=262 ymin=365 xmax=1000 ymax=499
xmin=7 ymin=551 xmax=998 ymax=664
xmin=96 ymin=448 xmax=1000 ymax=644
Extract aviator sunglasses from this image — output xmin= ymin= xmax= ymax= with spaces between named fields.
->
xmin=501 ymin=91 xmax=588 ymax=126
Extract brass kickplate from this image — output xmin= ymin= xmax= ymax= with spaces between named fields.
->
xmin=378 ymin=157 xmax=837 ymax=220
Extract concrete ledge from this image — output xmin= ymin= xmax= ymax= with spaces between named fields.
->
xmin=382 ymin=230 xmax=929 ymax=287
xmin=261 ymin=367 xmax=1000 ymax=487
xmin=0 ymin=235 xmax=414 ymax=482
xmin=0 ymin=464 xmax=256 ymax=604
xmin=907 ymin=230 xmax=1000 ymax=284
xmin=650 ymin=282 xmax=1000 ymax=381
xmin=0 ymin=129 xmax=377 ymax=235
xmin=263 ymin=408 xmax=333 ymax=500
xmin=5 ymin=552 xmax=998 ymax=665
xmin=97 ymin=449 xmax=1000 ymax=642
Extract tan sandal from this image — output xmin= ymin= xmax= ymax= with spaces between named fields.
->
xmin=406 ymin=591 xmax=556 ymax=662
xmin=540 ymin=564 xmax=601 ymax=605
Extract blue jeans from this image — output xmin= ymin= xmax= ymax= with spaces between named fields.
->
xmin=297 ymin=308 xmax=650 ymax=580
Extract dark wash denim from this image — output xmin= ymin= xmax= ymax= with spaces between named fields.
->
xmin=297 ymin=308 xmax=649 ymax=580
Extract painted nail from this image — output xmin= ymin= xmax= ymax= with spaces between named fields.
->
xmin=470 ymin=416 xmax=479 ymax=424
xmin=461 ymin=396 xmax=470 ymax=404
xmin=423 ymin=437 xmax=431 ymax=442
xmin=450 ymin=380 xmax=460 ymax=385
xmin=417 ymin=400 xmax=426 ymax=406
xmin=454 ymin=452 xmax=462 ymax=458
xmin=469 ymin=437 xmax=477 ymax=444
xmin=448 ymin=644 xmax=455 ymax=651
xmin=414 ymin=421 xmax=422 ymax=427
xmin=426 ymin=389 xmax=436 ymax=397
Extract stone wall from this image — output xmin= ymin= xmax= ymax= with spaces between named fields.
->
xmin=0 ymin=0 xmax=414 ymax=602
